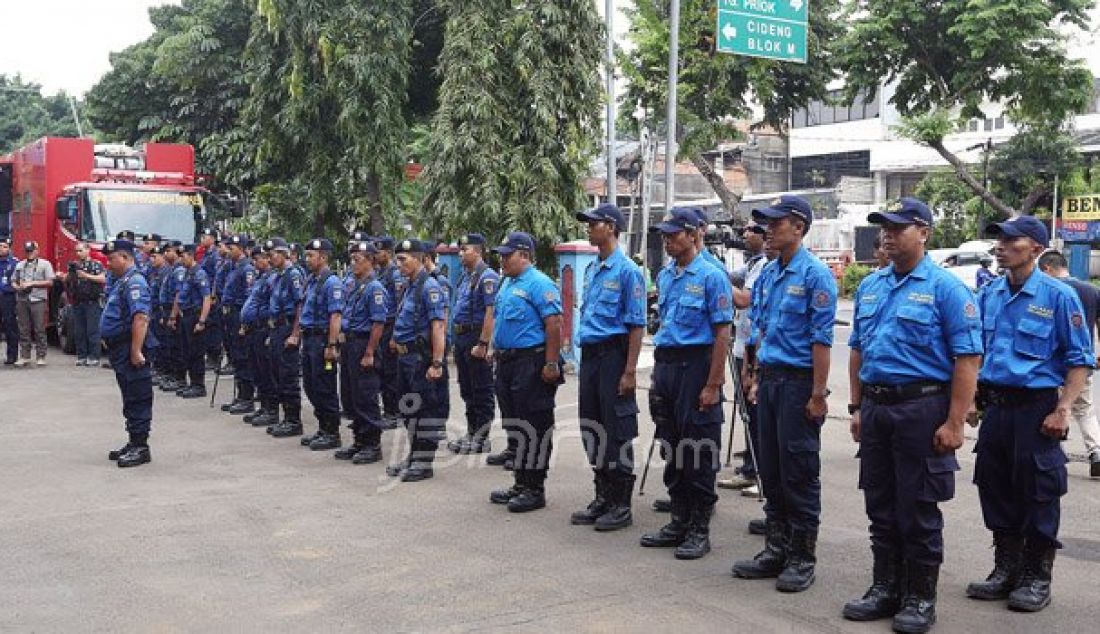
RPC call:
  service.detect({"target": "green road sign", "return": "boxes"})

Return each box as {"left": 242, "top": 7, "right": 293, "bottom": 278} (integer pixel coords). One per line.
{"left": 716, "top": 0, "right": 809, "bottom": 64}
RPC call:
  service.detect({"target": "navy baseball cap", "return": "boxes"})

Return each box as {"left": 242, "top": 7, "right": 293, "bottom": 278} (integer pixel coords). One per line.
{"left": 868, "top": 198, "right": 934, "bottom": 227}
{"left": 492, "top": 232, "right": 536, "bottom": 255}
{"left": 201, "top": 228, "right": 220, "bottom": 239}
{"left": 104, "top": 239, "right": 136, "bottom": 255}
{"left": 350, "top": 240, "right": 379, "bottom": 255}
{"left": 164, "top": 240, "right": 183, "bottom": 250}
{"left": 305, "top": 238, "right": 334, "bottom": 252}
{"left": 742, "top": 223, "right": 766, "bottom": 236}
{"left": 142, "top": 233, "right": 162, "bottom": 242}
{"left": 458, "top": 233, "right": 486, "bottom": 247}
{"left": 751, "top": 195, "right": 813, "bottom": 227}
{"left": 395, "top": 238, "right": 427, "bottom": 254}
{"left": 264, "top": 237, "right": 289, "bottom": 252}
{"left": 576, "top": 203, "right": 626, "bottom": 230}
{"left": 0, "top": 236, "right": 10, "bottom": 246}
{"left": 288, "top": 242, "right": 302, "bottom": 254}
{"left": 116, "top": 230, "right": 136, "bottom": 241}
{"left": 180, "top": 243, "right": 198, "bottom": 255}
{"left": 375, "top": 236, "right": 396, "bottom": 251}
{"left": 250, "top": 245, "right": 266, "bottom": 257}
{"left": 149, "top": 245, "right": 163, "bottom": 256}
{"left": 227, "top": 234, "right": 251, "bottom": 247}
{"left": 987, "top": 215, "right": 1049, "bottom": 247}
{"left": 350, "top": 230, "right": 372, "bottom": 243}
{"left": 650, "top": 208, "right": 702, "bottom": 234}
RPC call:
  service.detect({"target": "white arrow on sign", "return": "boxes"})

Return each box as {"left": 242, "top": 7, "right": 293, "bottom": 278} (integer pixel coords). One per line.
{"left": 722, "top": 23, "right": 737, "bottom": 40}
{"left": 791, "top": 0, "right": 804, "bottom": 10}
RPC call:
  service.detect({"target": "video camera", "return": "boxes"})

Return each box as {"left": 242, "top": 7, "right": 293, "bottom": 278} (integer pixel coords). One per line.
{"left": 702, "top": 219, "right": 747, "bottom": 251}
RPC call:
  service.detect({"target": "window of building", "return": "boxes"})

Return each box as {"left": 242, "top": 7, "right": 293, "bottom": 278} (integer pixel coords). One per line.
{"left": 793, "top": 89, "right": 879, "bottom": 128}
{"left": 885, "top": 173, "right": 926, "bottom": 199}
{"left": 994, "top": 116, "right": 1005, "bottom": 130}
{"left": 791, "top": 151, "right": 871, "bottom": 189}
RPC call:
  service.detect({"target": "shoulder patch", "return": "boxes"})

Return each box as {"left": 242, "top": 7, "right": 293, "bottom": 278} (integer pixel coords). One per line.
{"left": 429, "top": 290, "right": 441, "bottom": 303}
{"left": 1072, "top": 311, "right": 1085, "bottom": 329}
{"left": 718, "top": 294, "right": 730, "bottom": 309}
{"left": 964, "top": 302, "right": 978, "bottom": 319}
{"left": 131, "top": 289, "right": 141, "bottom": 300}
{"left": 633, "top": 283, "right": 643, "bottom": 299}
{"left": 814, "top": 290, "right": 830, "bottom": 308}
{"left": 482, "top": 278, "right": 496, "bottom": 294}
{"left": 544, "top": 290, "right": 557, "bottom": 303}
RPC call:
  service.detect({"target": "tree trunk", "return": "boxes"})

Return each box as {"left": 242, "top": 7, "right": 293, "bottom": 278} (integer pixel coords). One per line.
{"left": 928, "top": 139, "right": 1018, "bottom": 217}
{"left": 366, "top": 169, "right": 384, "bottom": 235}
{"left": 690, "top": 153, "right": 745, "bottom": 222}
{"left": 1018, "top": 184, "right": 1050, "bottom": 216}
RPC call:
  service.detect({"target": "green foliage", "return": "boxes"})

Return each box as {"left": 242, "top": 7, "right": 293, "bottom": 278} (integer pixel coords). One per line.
{"left": 419, "top": 0, "right": 603, "bottom": 262}
{"left": 841, "top": 264, "right": 872, "bottom": 298}
{"left": 0, "top": 75, "right": 90, "bottom": 154}
{"left": 915, "top": 172, "right": 985, "bottom": 248}
{"left": 988, "top": 124, "right": 1082, "bottom": 213}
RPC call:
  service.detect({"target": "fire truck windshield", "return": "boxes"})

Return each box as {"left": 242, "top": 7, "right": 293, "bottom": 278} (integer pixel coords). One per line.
{"left": 81, "top": 188, "right": 202, "bottom": 243}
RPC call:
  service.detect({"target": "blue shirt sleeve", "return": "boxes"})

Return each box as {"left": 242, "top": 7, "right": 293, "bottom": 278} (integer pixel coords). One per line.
{"left": 622, "top": 265, "right": 647, "bottom": 327}
{"left": 325, "top": 277, "right": 344, "bottom": 315}
{"left": 938, "top": 278, "right": 983, "bottom": 356}
{"left": 424, "top": 280, "right": 447, "bottom": 321}
{"left": 705, "top": 267, "right": 734, "bottom": 325}
{"left": 196, "top": 269, "right": 211, "bottom": 298}
{"left": 127, "top": 277, "right": 151, "bottom": 317}
{"left": 807, "top": 267, "right": 837, "bottom": 347}
{"left": 534, "top": 277, "right": 562, "bottom": 319}
{"left": 1059, "top": 289, "right": 1095, "bottom": 368}
{"left": 288, "top": 269, "right": 305, "bottom": 305}
{"left": 367, "top": 283, "right": 389, "bottom": 324}
{"left": 480, "top": 270, "right": 499, "bottom": 307}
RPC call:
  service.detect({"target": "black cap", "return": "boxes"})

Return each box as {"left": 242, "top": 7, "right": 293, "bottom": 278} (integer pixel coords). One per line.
{"left": 742, "top": 223, "right": 766, "bottom": 236}
{"left": 116, "top": 230, "right": 136, "bottom": 241}
{"left": 458, "top": 233, "right": 486, "bottom": 247}
{"left": 149, "top": 245, "right": 163, "bottom": 256}
{"left": 350, "top": 230, "right": 372, "bottom": 243}
{"left": 751, "top": 195, "right": 814, "bottom": 227}
{"left": 491, "top": 232, "right": 536, "bottom": 255}
{"left": 0, "top": 236, "right": 11, "bottom": 246}
{"left": 164, "top": 240, "right": 183, "bottom": 250}
{"left": 350, "top": 241, "right": 379, "bottom": 255}
{"left": 650, "top": 208, "right": 702, "bottom": 234}
{"left": 305, "top": 238, "right": 334, "bottom": 252}
{"left": 180, "top": 243, "right": 198, "bottom": 255}
{"left": 576, "top": 203, "right": 626, "bottom": 230}
{"left": 868, "top": 198, "right": 934, "bottom": 227}
{"left": 264, "top": 237, "right": 290, "bottom": 252}
{"left": 250, "top": 245, "right": 266, "bottom": 257}
{"left": 288, "top": 242, "right": 302, "bottom": 254}
{"left": 104, "top": 239, "right": 137, "bottom": 255}
{"left": 395, "top": 239, "right": 426, "bottom": 254}
{"left": 142, "top": 233, "right": 162, "bottom": 242}
{"left": 375, "top": 236, "right": 396, "bottom": 251}
{"left": 201, "top": 228, "right": 220, "bottom": 239}
{"left": 227, "top": 234, "right": 252, "bottom": 247}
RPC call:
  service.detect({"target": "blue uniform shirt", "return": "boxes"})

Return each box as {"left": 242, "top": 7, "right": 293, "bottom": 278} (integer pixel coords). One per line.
{"left": 160, "top": 263, "right": 183, "bottom": 307}
{"left": 750, "top": 246, "right": 837, "bottom": 368}
{"left": 148, "top": 264, "right": 167, "bottom": 310}
{"left": 0, "top": 254, "right": 20, "bottom": 293}
{"left": 379, "top": 263, "right": 406, "bottom": 319}
{"left": 492, "top": 265, "right": 562, "bottom": 349}
{"left": 343, "top": 273, "right": 390, "bottom": 333}
{"left": 976, "top": 267, "right": 997, "bottom": 289}
{"left": 431, "top": 270, "right": 453, "bottom": 306}
{"left": 578, "top": 248, "right": 646, "bottom": 345}
{"left": 850, "top": 256, "right": 983, "bottom": 384}
{"left": 241, "top": 270, "right": 274, "bottom": 325}
{"left": 222, "top": 257, "right": 256, "bottom": 308}
{"left": 978, "top": 270, "right": 1094, "bottom": 388}
{"left": 214, "top": 258, "right": 231, "bottom": 299}
{"left": 269, "top": 264, "right": 305, "bottom": 318}
{"left": 177, "top": 265, "right": 211, "bottom": 310}
{"left": 394, "top": 270, "right": 447, "bottom": 343}
{"left": 451, "top": 262, "right": 499, "bottom": 326}
{"left": 699, "top": 247, "right": 726, "bottom": 273}
{"left": 299, "top": 270, "right": 344, "bottom": 328}
{"left": 653, "top": 252, "right": 734, "bottom": 347}
{"left": 201, "top": 248, "right": 220, "bottom": 283}
{"left": 99, "top": 266, "right": 151, "bottom": 339}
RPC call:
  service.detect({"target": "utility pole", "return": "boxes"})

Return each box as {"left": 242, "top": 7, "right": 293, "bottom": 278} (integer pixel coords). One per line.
{"left": 663, "top": 0, "right": 680, "bottom": 214}
{"left": 605, "top": 0, "right": 616, "bottom": 206}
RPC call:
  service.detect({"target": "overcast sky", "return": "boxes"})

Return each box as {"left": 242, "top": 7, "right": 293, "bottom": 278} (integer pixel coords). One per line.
{"left": 1, "top": 0, "right": 1098, "bottom": 97}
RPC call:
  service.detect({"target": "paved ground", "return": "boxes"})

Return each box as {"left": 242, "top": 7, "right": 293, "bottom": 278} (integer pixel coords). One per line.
{"left": 1, "top": 339, "right": 1098, "bottom": 632}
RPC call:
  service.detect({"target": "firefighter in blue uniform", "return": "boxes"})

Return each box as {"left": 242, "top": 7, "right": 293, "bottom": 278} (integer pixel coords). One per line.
{"left": 157, "top": 242, "right": 185, "bottom": 391}
{"left": 100, "top": 239, "right": 154, "bottom": 468}
{"left": 967, "top": 216, "right": 1093, "bottom": 613}
{"left": 138, "top": 233, "right": 161, "bottom": 277}
{"left": 570, "top": 204, "right": 646, "bottom": 532}
{"left": 197, "top": 228, "right": 222, "bottom": 370}
{"left": 334, "top": 240, "right": 390, "bottom": 464}
{"left": 384, "top": 239, "right": 449, "bottom": 483}
{"left": 425, "top": 242, "right": 453, "bottom": 304}
{"left": 733, "top": 195, "right": 836, "bottom": 587}
{"left": 0, "top": 237, "right": 22, "bottom": 365}
{"left": 169, "top": 244, "right": 214, "bottom": 398}
{"left": 295, "top": 238, "right": 345, "bottom": 451}
{"left": 267, "top": 239, "right": 306, "bottom": 437}
{"left": 242, "top": 245, "right": 278, "bottom": 428}
{"left": 447, "top": 233, "right": 500, "bottom": 455}
{"left": 145, "top": 246, "right": 167, "bottom": 382}
{"left": 338, "top": 231, "right": 371, "bottom": 421}
{"left": 374, "top": 236, "right": 406, "bottom": 425}
{"left": 487, "top": 232, "right": 564, "bottom": 512}
{"left": 213, "top": 242, "right": 234, "bottom": 373}
{"left": 638, "top": 209, "right": 733, "bottom": 559}
{"left": 219, "top": 234, "right": 258, "bottom": 415}
{"left": 105, "top": 230, "right": 137, "bottom": 291}
{"left": 843, "top": 199, "right": 983, "bottom": 633}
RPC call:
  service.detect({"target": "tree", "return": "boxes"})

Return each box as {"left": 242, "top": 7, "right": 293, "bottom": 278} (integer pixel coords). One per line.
{"left": 620, "top": 0, "right": 842, "bottom": 219}
{"left": 419, "top": 0, "right": 604, "bottom": 258}
{"left": 987, "top": 124, "right": 1081, "bottom": 214}
{"left": 1, "top": 75, "right": 87, "bottom": 153}
{"left": 914, "top": 171, "right": 984, "bottom": 248}
{"left": 839, "top": 0, "right": 1095, "bottom": 217}
{"left": 246, "top": 0, "right": 414, "bottom": 235}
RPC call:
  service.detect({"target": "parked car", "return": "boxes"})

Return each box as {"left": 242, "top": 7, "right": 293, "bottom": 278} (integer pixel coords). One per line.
{"left": 929, "top": 246, "right": 999, "bottom": 290}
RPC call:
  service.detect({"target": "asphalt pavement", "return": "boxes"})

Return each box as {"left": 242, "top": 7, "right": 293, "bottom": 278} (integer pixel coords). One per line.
{"left": 0, "top": 338, "right": 1098, "bottom": 632}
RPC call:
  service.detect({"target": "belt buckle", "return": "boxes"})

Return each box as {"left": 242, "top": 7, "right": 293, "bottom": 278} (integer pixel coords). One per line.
{"left": 396, "top": 343, "right": 408, "bottom": 355}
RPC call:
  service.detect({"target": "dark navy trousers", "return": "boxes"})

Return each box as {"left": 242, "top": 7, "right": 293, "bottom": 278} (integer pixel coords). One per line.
{"left": 380, "top": 321, "right": 400, "bottom": 417}
{"left": 107, "top": 339, "right": 153, "bottom": 436}
{"left": 578, "top": 340, "right": 639, "bottom": 477}
{"left": 396, "top": 350, "right": 450, "bottom": 458}
{"left": 496, "top": 351, "right": 558, "bottom": 485}
{"left": 0, "top": 292, "right": 17, "bottom": 363}
{"left": 268, "top": 323, "right": 301, "bottom": 408}
{"left": 247, "top": 325, "right": 274, "bottom": 401}
{"left": 975, "top": 390, "right": 1066, "bottom": 549}
{"left": 453, "top": 331, "right": 496, "bottom": 438}
{"left": 757, "top": 371, "right": 821, "bottom": 532}
{"left": 341, "top": 336, "right": 383, "bottom": 437}
{"left": 302, "top": 333, "right": 340, "bottom": 430}
{"left": 860, "top": 393, "right": 958, "bottom": 565}
{"left": 224, "top": 307, "right": 253, "bottom": 389}
{"left": 179, "top": 311, "right": 207, "bottom": 385}
{"left": 651, "top": 351, "right": 722, "bottom": 508}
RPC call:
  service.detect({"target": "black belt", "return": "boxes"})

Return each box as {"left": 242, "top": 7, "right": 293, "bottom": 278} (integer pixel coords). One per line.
{"left": 181, "top": 307, "right": 200, "bottom": 316}
{"left": 582, "top": 334, "right": 628, "bottom": 358}
{"left": 863, "top": 381, "right": 949, "bottom": 405}
{"left": 453, "top": 322, "right": 483, "bottom": 335}
{"left": 758, "top": 364, "right": 813, "bottom": 381}
{"left": 495, "top": 345, "right": 545, "bottom": 362}
{"left": 267, "top": 315, "right": 293, "bottom": 328}
{"left": 301, "top": 327, "right": 327, "bottom": 337}
{"left": 654, "top": 345, "right": 710, "bottom": 363}
{"left": 345, "top": 331, "right": 372, "bottom": 341}
{"left": 394, "top": 338, "right": 429, "bottom": 356}
{"left": 103, "top": 332, "right": 132, "bottom": 347}
{"left": 978, "top": 384, "right": 1059, "bottom": 408}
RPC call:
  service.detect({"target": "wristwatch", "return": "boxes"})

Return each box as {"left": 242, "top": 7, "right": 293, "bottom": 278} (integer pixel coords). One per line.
{"left": 430, "top": 360, "right": 444, "bottom": 369}
{"left": 544, "top": 361, "right": 560, "bottom": 371}
{"left": 848, "top": 403, "right": 861, "bottom": 415}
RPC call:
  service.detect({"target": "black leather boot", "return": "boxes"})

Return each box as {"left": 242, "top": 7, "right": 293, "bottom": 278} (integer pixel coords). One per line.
{"left": 595, "top": 473, "right": 635, "bottom": 532}
{"left": 732, "top": 520, "right": 788, "bottom": 579}
{"left": 640, "top": 498, "right": 690, "bottom": 547}
{"left": 507, "top": 470, "right": 546, "bottom": 512}
{"left": 271, "top": 403, "right": 303, "bottom": 437}
{"left": 776, "top": 529, "right": 817, "bottom": 592}
{"left": 674, "top": 502, "right": 713, "bottom": 560}
{"left": 748, "top": 518, "right": 766, "bottom": 535}
{"left": 352, "top": 427, "right": 383, "bottom": 464}
{"left": 570, "top": 471, "right": 609, "bottom": 525}
{"left": 309, "top": 415, "right": 342, "bottom": 450}
{"left": 221, "top": 380, "right": 242, "bottom": 411}
{"left": 893, "top": 562, "right": 938, "bottom": 633}
{"left": 248, "top": 400, "right": 278, "bottom": 426}
{"left": 1007, "top": 541, "right": 1056, "bottom": 612}
{"left": 228, "top": 383, "right": 255, "bottom": 414}
{"left": 966, "top": 532, "right": 1024, "bottom": 600}
{"left": 843, "top": 547, "right": 902, "bottom": 621}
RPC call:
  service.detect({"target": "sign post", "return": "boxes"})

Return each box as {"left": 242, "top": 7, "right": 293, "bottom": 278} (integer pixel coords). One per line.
{"left": 716, "top": 0, "right": 809, "bottom": 63}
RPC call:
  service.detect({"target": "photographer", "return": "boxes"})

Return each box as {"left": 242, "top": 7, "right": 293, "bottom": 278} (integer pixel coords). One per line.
{"left": 56, "top": 242, "right": 106, "bottom": 366}
{"left": 12, "top": 241, "right": 55, "bottom": 367}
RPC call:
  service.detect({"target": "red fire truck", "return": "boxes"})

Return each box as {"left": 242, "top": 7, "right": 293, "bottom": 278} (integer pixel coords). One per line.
{"left": 0, "top": 136, "right": 235, "bottom": 352}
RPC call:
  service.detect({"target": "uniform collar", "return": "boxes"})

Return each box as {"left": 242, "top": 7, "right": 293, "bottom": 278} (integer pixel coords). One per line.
{"left": 774, "top": 245, "right": 808, "bottom": 277}
{"left": 886, "top": 255, "right": 934, "bottom": 282}
{"left": 596, "top": 245, "right": 626, "bottom": 269}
